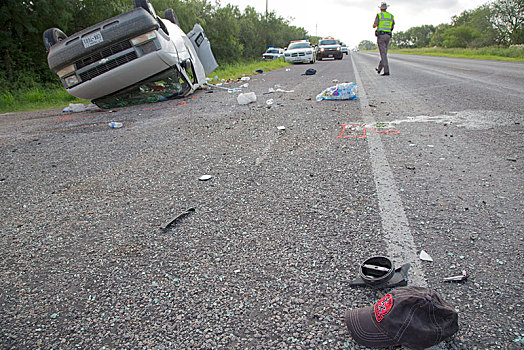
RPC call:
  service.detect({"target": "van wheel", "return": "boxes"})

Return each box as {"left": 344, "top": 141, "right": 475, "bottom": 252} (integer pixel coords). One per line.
{"left": 133, "top": 0, "right": 156, "bottom": 17}
{"left": 164, "top": 8, "right": 179, "bottom": 26}
{"left": 43, "top": 28, "right": 67, "bottom": 52}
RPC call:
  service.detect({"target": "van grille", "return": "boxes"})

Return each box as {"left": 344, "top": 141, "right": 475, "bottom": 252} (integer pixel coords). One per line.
{"left": 75, "top": 41, "right": 133, "bottom": 69}
{"left": 79, "top": 51, "right": 138, "bottom": 82}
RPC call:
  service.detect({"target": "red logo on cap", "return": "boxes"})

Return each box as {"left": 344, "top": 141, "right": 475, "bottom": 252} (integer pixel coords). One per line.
{"left": 374, "top": 294, "right": 393, "bottom": 322}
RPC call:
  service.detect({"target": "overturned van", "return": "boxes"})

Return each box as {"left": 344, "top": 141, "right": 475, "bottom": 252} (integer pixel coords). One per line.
{"left": 43, "top": 0, "right": 218, "bottom": 109}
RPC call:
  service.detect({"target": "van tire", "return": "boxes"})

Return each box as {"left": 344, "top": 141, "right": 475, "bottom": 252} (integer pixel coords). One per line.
{"left": 164, "top": 8, "right": 179, "bottom": 26}
{"left": 43, "top": 28, "right": 67, "bottom": 52}
{"left": 133, "top": 0, "right": 156, "bottom": 17}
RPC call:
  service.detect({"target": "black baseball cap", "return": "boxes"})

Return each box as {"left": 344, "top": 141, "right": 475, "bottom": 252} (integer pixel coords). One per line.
{"left": 345, "top": 286, "right": 459, "bottom": 349}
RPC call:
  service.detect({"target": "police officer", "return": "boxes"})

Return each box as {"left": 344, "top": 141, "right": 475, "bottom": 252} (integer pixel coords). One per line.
{"left": 373, "top": 2, "right": 395, "bottom": 76}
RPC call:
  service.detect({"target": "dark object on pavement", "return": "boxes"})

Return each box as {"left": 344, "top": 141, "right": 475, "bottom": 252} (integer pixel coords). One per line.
{"left": 255, "top": 69, "right": 264, "bottom": 74}
{"left": 349, "top": 256, "right": 410, "bottom": 289}
{"left": 381, "top": 73, "right": 390, "bottom": 76}
{"left": 304, "top": 68, "right": 317, "bottom": 75}
{"left": 345, "top": 286, "right": 459, "bottom": 349}
{"left": 162, "top": 207, "right": 195, "bottom": 232}
{"left": 443, "top": 270, "right": 468, "bottom": 282}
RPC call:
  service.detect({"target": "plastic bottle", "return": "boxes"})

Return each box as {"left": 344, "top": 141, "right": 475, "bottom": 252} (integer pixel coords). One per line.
{"left": 108, "top": 121, "right": 123, "bottom": 128}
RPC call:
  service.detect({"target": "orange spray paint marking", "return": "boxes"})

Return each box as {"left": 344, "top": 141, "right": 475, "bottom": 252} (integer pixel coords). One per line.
{"left": 336, "top": 123, "right": 400, "bottom": 139}
{"left": 142, "top": 100, "right": 187, "bottom": 111}
{"left": 56, "top": 115, "right": 95, "bottom": 122}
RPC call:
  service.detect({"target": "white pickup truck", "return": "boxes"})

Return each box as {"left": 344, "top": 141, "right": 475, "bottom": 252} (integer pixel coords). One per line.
{"left": 43, "top": 0, "right": 218, "bottom": 108}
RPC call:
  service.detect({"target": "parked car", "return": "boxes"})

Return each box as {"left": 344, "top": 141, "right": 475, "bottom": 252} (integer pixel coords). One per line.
{"left": 284, "top": 40, "right": 315, "bottom": 64}
{"left": 262, "top": 47, "right": 284, "bottom": 60}
{"left": 43, "top": 0, "right": 218, "bottom": 108}
{"left": 316, "top": 37, "right": 343, "bottom": 60}
{"left": 341, "top": 44, "right": 349, "bottom": 55}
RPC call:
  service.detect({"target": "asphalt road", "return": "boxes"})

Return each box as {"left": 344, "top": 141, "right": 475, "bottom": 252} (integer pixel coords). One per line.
{"left": 0, "top": 53, "right": 522, "bottom": 349}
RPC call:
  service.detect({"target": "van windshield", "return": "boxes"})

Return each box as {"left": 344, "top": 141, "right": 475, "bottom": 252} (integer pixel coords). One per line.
{"left": 319, "top": 39, "right": 338, "bottom": 45}
{"left": 288, "top": 42, "right": 310, "bottom": 50}
{"left": 94, "top": 68, "right": 190, "bottom": 108}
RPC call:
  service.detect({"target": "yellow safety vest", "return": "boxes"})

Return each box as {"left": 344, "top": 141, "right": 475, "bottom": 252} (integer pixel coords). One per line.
{"left": 377, "top": 11, "right": 394, "bottom": 32}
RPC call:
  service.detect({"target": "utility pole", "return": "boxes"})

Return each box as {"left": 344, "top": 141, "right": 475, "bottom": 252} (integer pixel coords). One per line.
{"left": 266, "top": 0, "right": 268, "bottom": 20}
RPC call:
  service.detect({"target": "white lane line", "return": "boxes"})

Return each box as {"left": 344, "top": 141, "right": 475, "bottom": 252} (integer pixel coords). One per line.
{"left": 351, "top": 55, "right": 427, "bottom": 288}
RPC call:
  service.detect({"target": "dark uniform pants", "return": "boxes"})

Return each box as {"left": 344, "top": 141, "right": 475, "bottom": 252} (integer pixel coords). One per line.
{"left": 377, "top": 33, "right": 391, "bottom": 74}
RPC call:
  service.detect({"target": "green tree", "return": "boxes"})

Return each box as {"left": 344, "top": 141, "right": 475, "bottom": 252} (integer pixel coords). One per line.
{"left": 429, "top": 23, "right": 451, "bottom": 47}
{"left": 491, "top": 0, "right": 524, "bottom": 44}
{"left": 0, "top": 0, "right": 73, "bottom": 88}
{"left": 451, "top": 5, "right": 497, "bottom": 47}
{"left": 442, "top": 25, "right": 480, "bottom": 48}
{"left": 358, "top": 40, "right": 377, "bottom": 50}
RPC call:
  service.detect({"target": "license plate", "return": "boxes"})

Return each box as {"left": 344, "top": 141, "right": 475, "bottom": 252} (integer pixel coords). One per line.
{"left": 82, "top": 31, "right": 104, "bottom": 48}
{"left": 328, "top": 54, "right": 333, "bottom": 57}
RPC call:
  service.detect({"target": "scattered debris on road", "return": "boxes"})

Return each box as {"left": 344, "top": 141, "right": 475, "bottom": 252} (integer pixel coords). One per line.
{"left": 198, "top": 175, "right": 213, "bottom": 181}
{"left": 108, "top": 122, "right": 123, "bottom": 129}
{"left": 237, "top": 92, "right": 257, "bottom": 105}
{"left": 162, "top": 207, "right": 196, "bottom": 232}
{"left": 443, "top": 270, "right": 468, "bottom": 282}
{"left": 63, "top": 103, "right": 99, "bottom": 113}
{"left": 316, "top": 82, "right": 357, "bottom": 101}
{"left": 419, "top": 250, "right": 433, "bottom": 262}
{"left": 349, "top": 256, "right": 410, "bottom": 289}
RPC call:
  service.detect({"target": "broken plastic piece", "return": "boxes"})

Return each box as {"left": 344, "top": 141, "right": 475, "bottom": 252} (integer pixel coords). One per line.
{"left": 420, "top": 250, "right": 433, "bottom": 262}
{"left": 350, "top": 256, "right": 410, "bottom": 289}
{"left": 443, "top": 270, "right": 467, "bottom": 282}
{"left": 277, "top": 126, "right": 286, "bottom": 130}
{"left": 237, "top": 92, "right": 257, "bottom": 105}
{"left": 199, "top": 175, "right": 213, "bottom": 181}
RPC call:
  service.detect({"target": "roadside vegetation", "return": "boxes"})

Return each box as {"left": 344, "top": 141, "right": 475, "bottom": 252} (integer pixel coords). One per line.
{"left": 388, "top": 46, "right": 524, "bottom": 62}
{"left": 359, "top": 0, "right": 523, "bottom": 54}
{"left": 210, "top": 59, "right": 290, "bottom": 82}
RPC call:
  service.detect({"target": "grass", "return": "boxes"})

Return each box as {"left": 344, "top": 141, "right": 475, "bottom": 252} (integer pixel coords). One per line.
{"left": 0, "top": 86, "right": 88, "bottom": 114}
{"left": 387, "top": 46, "right": 524, "bottom": 62}
{"left": 207, "top": 58, "right": 290, "bottom": 82}
{"left": 0, "top": 59, "right": 291, "bottom": 114}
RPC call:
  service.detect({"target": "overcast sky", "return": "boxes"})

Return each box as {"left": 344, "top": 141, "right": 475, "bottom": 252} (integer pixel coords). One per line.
{"left": 218, "top": 0, "right": 491, "bottom": 48}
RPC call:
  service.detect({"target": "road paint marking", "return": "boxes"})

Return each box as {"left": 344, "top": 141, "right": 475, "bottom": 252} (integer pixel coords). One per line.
{"left": 446, "top": 65, "right": 472, "bottom": 71}
{"left": 351, "top": 57, "right": 427, "bottom": 288}
{"left": 336, "top": 123, "right": 400, "bottom": 138}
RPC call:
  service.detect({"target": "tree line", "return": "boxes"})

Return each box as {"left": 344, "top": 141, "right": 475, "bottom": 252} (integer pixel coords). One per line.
{"left": 0, "top": 0, "right": 309, "bottom": 92}
{"left": 359, "top": 0, "right": 523, "bottom": 50}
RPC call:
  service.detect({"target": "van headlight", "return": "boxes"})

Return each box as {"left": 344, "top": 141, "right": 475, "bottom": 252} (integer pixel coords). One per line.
{"left": 131, "top": 31, "right": 157, "bottom": 46}
{"left": 56, "top": 65, "right": 75, "bottom": 78}
{"left": 64, "top": 75, "right": 80, "bottom": 87}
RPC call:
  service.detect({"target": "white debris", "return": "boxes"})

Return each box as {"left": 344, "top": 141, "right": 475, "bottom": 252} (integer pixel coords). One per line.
{"left": 237, "top": 92, "right": 257, "bottom": 105}
{"left": 419, "top": 250, "right": 433, "bottom": 262}
{"left": 199, "top": 175, "right": 213, "bottom": 181}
